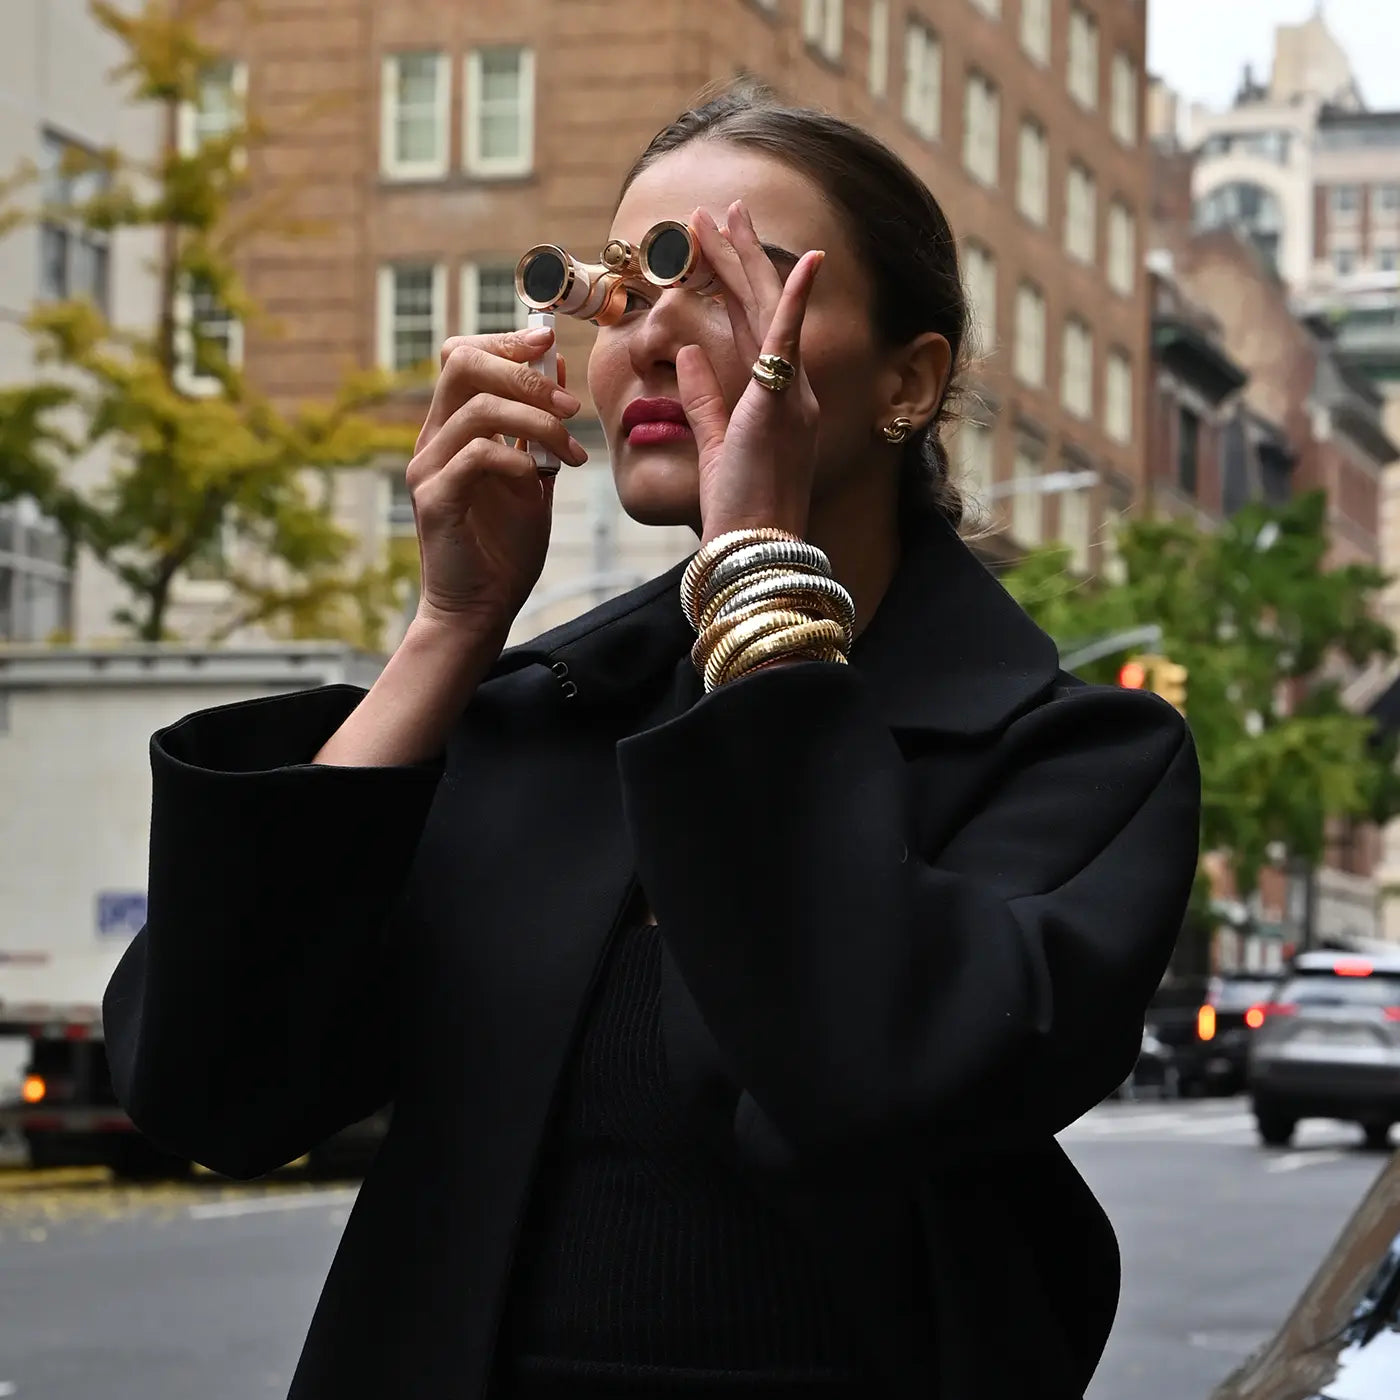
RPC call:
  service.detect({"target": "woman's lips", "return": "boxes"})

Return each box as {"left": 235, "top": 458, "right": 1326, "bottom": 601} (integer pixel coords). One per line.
{"left": 627, "top": 421, "right": 694, "bottom": 445}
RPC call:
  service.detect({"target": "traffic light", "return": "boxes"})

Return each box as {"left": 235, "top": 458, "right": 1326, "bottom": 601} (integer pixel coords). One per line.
{"left": 1116, "top": 654, "right": 1189, "bottom": 714}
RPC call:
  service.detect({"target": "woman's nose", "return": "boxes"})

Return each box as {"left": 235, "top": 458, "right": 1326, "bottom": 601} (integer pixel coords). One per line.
{"left": 627, "top": 288, "right": 712, "bottom": 374}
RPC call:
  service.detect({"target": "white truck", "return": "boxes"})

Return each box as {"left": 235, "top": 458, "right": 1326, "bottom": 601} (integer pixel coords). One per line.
{"left": 0, "top": 644, "right": 388, "bottom": 1178}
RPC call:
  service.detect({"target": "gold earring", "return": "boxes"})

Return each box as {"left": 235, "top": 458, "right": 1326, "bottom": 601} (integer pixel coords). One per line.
{"left": 881, "top": 416, "right": 914, "bottom": 445}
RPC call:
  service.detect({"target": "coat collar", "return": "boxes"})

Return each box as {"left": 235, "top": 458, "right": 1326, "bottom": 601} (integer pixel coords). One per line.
{"left": 495, "top": 507, "right": 1061, "bottom": 737}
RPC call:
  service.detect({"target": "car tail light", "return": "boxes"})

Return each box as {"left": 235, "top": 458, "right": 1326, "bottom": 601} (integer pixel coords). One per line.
{"left": 1384, "top": 1008, "right": 1400, "bottom": 1023}
{"left": 1335, "top": 959, "right": 1373, "bottom": 977}
{"left": 1249, "top": 1002, "right": 1298, "bottom": 1024}
{"left": 1198, "top": 1004, "right": 1217, "bottom": 1041}
{"left": 1245, "top": 1005, "right": 1266, "bottom": 1029}
{"left": 21, "top": 1074, "right": 46, "bottom": 1104}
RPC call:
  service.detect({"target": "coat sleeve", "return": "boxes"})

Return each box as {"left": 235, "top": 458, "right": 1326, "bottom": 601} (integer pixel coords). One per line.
{"left": 102, "top": 684, "right": 443, "bottom": 1180}
{"left": 616, "top": 663, "right": 1200, "bottom": 1177}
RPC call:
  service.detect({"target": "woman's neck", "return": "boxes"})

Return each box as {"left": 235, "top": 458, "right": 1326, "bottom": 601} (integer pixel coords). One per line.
{"left": 806, "top": 477, "right": 902, "bottom": 641}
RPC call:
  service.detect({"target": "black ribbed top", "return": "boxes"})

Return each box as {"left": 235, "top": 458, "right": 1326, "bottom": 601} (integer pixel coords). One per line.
{"left": 492, "top": 919, "right": 869, "bottom": 1397}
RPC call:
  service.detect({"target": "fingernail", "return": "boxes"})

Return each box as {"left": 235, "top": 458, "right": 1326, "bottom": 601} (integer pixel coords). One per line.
{"left": 553, "top": 388, "right": 581, "bottom": 415}
{"left": 567, "top": 436, "right": 588, "bottom": 463}
{"left": 524, "top": 327, "right": 552, "bottom": 344}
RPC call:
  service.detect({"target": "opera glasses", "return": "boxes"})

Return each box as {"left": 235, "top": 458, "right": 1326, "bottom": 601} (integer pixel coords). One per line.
{"left": 514, "top": 221, "right": 723, "bottom": 327}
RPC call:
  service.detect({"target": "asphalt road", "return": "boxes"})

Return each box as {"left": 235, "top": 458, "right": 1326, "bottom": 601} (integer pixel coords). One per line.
{"left": 0, "top": 1101, "right": 1391, "bottom": 1400}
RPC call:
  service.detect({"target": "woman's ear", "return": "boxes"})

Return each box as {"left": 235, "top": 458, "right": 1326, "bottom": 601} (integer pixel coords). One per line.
{"left": 878, "top": 332, "right": 952, "bottom": 432}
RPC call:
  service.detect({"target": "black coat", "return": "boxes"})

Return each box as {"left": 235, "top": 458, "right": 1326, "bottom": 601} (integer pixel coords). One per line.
{"left": 103, "top": 508, "right": 1201, "bottom": 1400}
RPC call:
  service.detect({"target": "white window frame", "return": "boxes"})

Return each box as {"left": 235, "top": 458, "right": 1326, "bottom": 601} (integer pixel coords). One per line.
{"left": 1330, "top": 184, "right": 1360, "bottom": 217}
{"left": 1377, "top": 246, "right": 1400, "bottom": 273}
{"left": 1111, "top": 52, "right": 1138, "bottom": 146}
{"left": 461, "top": 262, "right": 528, "bottom": 336}
{"left": 955, "top": 418, "right": 995, "bottom": 504}
{"left": 1061, "top": 317, "right": 1093, "bottom": 419}
{"left": 963, "top": 71, "right": 1000, "bottom": 187}
{"left": 1065, "top": 161, "right": 1097, "bottom": 263}
{"left": 465, "top": 47, "right": 536, "bottom": 178}
{"left": 1334, "top": 247, "right": 1357, "bottom": 277}
{"left": 177, "top": 59, "right": 249, "bottom": 161}
{"left": 1057, "top": 484, "right": 1092, "bottom": 573}
{"left": 869, "top": 0, "right": 890, "bottom": 99}
{"left": 1020, "top": 0, "right": 1050, "bottom": 66}
{"left": 1068, "top": 6, "right": 1099, "bottom": 112}
{"left": 1015, "top": 282, "right": 1046, "bottom": 388}
{"left": 963, "top": 241, "right": 997, "bottom": 353}
{"left": 1011, "top": 441, "right": 1043, "bottom": 545}
{"left": 968, "top": 0, "right": 1001, "bottom": 17}
{"left": 377, "top": 263, "right": 447, "bottom": 372}
{"left": 1106, "top": 348, "right": 1133, "bottom": 444}
{"left": 803, "top": 0, "right": 845, "bottom": 61}
{"left": 172, "top": 275, "right": 244, "bottom": 398}
{"left": 1108, "top": 200, "right": 1136, "bottom": 296}
{"left": 1017, "top": 119, "right": 1048, "bottom": 225}
{"left": 902, "top": 19, "right": 942, "bottom": 140}
{"left": 1376, "top": 184, "right": 1400, "bottom": 214}
{"left": 381, "top": 51, "right": 450, "bottom": 181}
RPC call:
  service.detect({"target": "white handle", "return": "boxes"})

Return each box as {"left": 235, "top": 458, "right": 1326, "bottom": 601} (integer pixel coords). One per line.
{"left": 526, "top": 311, "right": 560, "bottom": 476}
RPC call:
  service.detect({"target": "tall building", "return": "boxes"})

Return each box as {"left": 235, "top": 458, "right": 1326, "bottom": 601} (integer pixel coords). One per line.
{"left": 0, "top": 0, "right": 161, "bottom": 642}
{"left": 181, "top": 0, "right": 1151, "bottom": 642}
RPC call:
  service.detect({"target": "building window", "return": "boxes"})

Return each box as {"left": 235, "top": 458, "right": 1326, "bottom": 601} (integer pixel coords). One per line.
{"left": 466, "top": 47, "right": 535, "bottom": 177}
{"left": 377, "top": 263, "right": 446, "bottom": 372}
{"left": 1017, "top": 119, "right": 1048, "bottom": 225}
{"left": 963, "top": 241, "right": 997, "bottom": 352}
{"left": 1014, "top": 281, "right": 1046, "bottom": 387}
{"left": 1105, "top": 348, "right": 1133, "bottom": 444}
{"left": 963, "top": 71, "right": 1000, "bottom": 186}
{"left": 178, "top": 59, "right": 247, "bottom": 156}
{"left": 869, "top": 0, "right": 890, "bottom": 98}
{"left": 955, "top": 418, "right": 995, "bottom": 503}
{"left": 386, "top": 471, "right": 417, "bottom": 538}
{"left": 1108, "top": 200, "right": 1136, "bottom": 296}
{"left": 1111, "top": 52, "right": 1137, "bottom": 146}
{"left": 803, "top": 0, "right": 845, "bottom": 62}
{"left": 37, "top": 132, "right": 110, "bottom": 312}
{"left": 173, "top": 274, "right": 243, "bottom": 396}
{"left": 1068, "top": 6, "right": 1099, "bottom": 111}
{"left": 1376, "top": 183, "right": 1400, "bottom": 213}
{"left": 1061, "top": 318, "right": 1093, "bottom": 420}
{"left": 969, "top": 0, "right": 1000, "bottom": 17}
{"left": 1377, "top": 247, "right": 1399, "bottom": 273}
{"left": 461, "top": 263, "right": 526, "bottom": 335}
{"left": 1177, "top": 404, "right": 1200, "bottom": 495}
{"left": 903, "top": 20, "right": 941, "bottom": 140}
{"left": 1065, "top": 162, "right": 1097, "bottom": 263}
{"left": 1334, "top": 247, "right": 1357, "bottom": 277}
{"left": 1194, "top": 181, "right": 1283, "bottom": 271}
{"left": 381, "top": 52, "right": 449, "bottom": 180}
{"left": 1057, "top": 478, "right": 1092, "bottom": 573}
{"left": 1330, "top": 184, "right": 1360, "bottom": 216}
{"left": 1011, "top": 439, "right": 1043, "bottom": 546}
{"left": 1020, "top": 0, "right": 1050, "bottom": 66}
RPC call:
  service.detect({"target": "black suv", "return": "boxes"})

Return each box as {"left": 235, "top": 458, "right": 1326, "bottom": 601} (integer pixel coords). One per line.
{"left": 1148, "top": 973, "right": 1279, "bottom": 1096}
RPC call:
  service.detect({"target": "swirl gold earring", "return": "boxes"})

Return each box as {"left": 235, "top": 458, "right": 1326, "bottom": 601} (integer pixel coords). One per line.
{"left": 881, "top": 417, "right": 914, "bottom": 445}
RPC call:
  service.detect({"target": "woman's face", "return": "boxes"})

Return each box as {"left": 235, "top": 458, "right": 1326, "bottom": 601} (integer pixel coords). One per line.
{"left": 587, "top": 142, "right": 891, "bottom": 531}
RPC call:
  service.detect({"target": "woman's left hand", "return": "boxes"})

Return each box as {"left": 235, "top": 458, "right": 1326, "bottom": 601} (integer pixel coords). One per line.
{"left": 677, "top": 201, "right": 826, "bottom": 545}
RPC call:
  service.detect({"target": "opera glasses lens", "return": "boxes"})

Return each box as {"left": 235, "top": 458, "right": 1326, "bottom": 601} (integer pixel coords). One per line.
{"left": 514, "top": 221, "right": 723, "bottom": 328}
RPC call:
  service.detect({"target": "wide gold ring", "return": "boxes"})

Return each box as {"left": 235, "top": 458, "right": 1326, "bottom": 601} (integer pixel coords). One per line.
{"left": 751, "top": 352, "right": 797, "bottom": 393}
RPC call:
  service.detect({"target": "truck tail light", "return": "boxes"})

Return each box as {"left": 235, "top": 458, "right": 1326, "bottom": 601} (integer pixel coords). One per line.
{"left": 1197, "top": 1004, "right": 1217, "bottom": 1041}
{"left": 21, "top": 1074, "right": 46, "bottom": 1104}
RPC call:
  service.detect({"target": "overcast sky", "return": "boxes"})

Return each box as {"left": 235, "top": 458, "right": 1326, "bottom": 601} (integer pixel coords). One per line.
{"left": 1148, "top": 0, "right": 1400, "bottom": 112}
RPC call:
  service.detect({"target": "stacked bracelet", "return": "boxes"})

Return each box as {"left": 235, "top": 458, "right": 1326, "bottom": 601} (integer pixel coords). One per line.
{"left": 680, "top": 528, "right": 857, "bottom": 692}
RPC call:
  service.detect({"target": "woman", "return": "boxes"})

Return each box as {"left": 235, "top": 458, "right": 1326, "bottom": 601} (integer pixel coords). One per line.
{"left": 103, "top": 87, "right": 1200, "bottom": 1400}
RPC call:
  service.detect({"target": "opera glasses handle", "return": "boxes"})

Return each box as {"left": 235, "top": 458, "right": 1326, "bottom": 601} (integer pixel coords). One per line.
{"left": 514, "top": 221, "right": 723, "bottom": 328}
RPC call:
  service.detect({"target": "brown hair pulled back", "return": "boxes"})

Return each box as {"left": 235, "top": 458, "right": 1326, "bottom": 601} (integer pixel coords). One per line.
{"left": 619, "top": 80, "right": 970, "bottom": 528}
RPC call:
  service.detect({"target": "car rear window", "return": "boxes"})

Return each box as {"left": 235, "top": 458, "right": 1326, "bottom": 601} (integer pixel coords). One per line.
{"left": 1276, "top": 970, "right": 1400, "bottom": 1008}
{"left": 1213, "top": 978, "right": 1278, "bottom": 1010}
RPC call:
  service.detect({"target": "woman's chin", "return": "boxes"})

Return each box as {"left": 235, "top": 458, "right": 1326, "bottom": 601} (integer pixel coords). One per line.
{"left": 612, "top": 450, "right": 701, "bottom": 529}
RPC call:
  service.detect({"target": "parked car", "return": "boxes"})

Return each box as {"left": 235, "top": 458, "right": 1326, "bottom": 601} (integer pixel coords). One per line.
{"left": 1248, "top": 951, "right": 1400, "bottom": 1151}
{"left": 1110, "top": 1024, "right": 1179, "bottom": 1100}
{"left": 1149, "top": 973, "right": 1278, "bottom": 1096}
{"left": 1211, "top": 1144, "right": 1400, "bottom": 1399}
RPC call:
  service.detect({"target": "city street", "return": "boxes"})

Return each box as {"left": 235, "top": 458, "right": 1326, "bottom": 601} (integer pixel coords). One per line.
{"left": 0, "top": 1101, "right": 1390, "bottom": 1400}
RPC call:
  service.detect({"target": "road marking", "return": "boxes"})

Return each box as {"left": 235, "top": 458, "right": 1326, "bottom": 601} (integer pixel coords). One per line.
{"left": 1265, "top": 1150, "right": 1345, "bottom": 1174}
{"left": 0, "top": 1381, "right": 18, "bottom": 1396}
{"left": 0, "top": 1166, "right": 109, "bottom": 1193}
{"left": 188, "top": 1188, "right": 358, "bottom": 1220}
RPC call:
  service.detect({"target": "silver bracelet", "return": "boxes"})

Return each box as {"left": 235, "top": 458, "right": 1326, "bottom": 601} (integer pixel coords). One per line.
{"left": 711, "top": 571, "right": 856, "bottom": 650}
{"left": 696, "top": 540, "right": 832, "bottom": 614}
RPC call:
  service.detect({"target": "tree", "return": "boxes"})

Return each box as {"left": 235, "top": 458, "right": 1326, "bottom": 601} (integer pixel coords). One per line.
{"left": 0, "top": 0, "right": 421, "bottom": 644}
{"left": 1002, "top": 493, "right": 1397, "bottom": 912}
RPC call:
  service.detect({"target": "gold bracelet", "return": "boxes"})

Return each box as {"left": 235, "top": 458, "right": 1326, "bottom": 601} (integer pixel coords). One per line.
{"left": 708, "top": 574, "right": 855, "bottom": 650}
{"left": 742, "top": 646, "right": 849, "bottom": 680}
{"left": 701, "top": 609, "right": 814, "bottom": 693}
{"left": 697, "top": 566, "right": 822, "bottom": 632}
{"left": 680, "top": 528, "right": 800, "bottom": 627}
{"left": 717, "top": 618, "right": 848, "bottom": 688}
{"left": 691, "top": 599, "right": 789, "bottom": 673}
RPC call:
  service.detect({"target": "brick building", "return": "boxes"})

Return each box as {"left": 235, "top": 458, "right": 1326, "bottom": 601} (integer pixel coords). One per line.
{"left": 180, "top": 0, "right": 1153, "bottom": 641}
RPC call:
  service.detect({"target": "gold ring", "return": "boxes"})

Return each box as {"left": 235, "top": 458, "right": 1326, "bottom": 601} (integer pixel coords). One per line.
{"left": 751, "top": 352, "right": 796, "bottom": 392}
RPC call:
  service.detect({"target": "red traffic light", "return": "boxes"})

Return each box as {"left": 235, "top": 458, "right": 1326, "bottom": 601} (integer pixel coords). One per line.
{"left": 1119, "top": 660, "right": 1148, "bottom": 689}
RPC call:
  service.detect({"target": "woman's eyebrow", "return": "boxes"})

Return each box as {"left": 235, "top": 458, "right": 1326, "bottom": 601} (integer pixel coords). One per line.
{"left": 760, "top": 242, "right": 799, "bottom": 269}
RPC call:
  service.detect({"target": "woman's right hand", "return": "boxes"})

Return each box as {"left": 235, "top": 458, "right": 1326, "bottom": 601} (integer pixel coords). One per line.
{"left": 406, "top": 327, "right": 589, "bottom": 640}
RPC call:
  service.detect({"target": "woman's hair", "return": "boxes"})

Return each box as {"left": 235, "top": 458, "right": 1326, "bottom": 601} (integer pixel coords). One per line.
{"left": 619, "top": 80, "right": 970, "bottom": 528}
